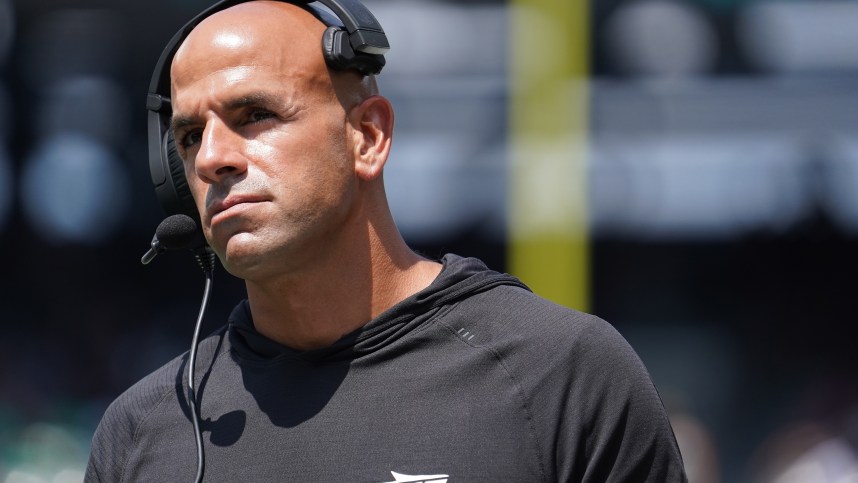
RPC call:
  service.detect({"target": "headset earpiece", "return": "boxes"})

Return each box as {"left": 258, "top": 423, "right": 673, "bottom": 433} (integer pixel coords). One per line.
{"left": 322, "top": 26, "right": 385, "bottom": 76}
{"left": 161, "top": 132, "right": 198, "bottom": 219}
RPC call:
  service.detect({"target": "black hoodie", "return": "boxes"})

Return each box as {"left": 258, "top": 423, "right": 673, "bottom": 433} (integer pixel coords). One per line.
{"left": 86, "top": 254, "right": 686, "bottom": 482}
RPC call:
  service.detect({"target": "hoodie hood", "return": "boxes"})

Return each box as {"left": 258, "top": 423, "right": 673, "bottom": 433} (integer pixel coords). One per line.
{"left": 228, "top": 254, "right": 530, "bottom": 363}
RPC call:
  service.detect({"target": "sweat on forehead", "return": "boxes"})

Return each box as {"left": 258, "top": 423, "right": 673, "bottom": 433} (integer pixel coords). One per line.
{"left": 171, "top": 1, "right": 328, "bottom": 74}
{"left": 169, "top": 0, "right": 377, "bottom": 114}
{"left": 193, "top": 0, "right": 324, "bottom": 34}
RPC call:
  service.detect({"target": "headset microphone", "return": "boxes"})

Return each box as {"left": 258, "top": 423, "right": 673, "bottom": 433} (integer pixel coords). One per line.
{"left": 141, "top": 214, "right": 203, "bottom": 265}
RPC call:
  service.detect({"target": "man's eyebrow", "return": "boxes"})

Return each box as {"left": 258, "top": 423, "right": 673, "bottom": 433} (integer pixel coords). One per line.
{"left": 170, "top": 115, "right": 197, "bottom": 135}
{"left": 224, "top": 92, "right": 282, "bottom": 111}
{"left": 170, "top": 92, "right": 284, "bottom": 133}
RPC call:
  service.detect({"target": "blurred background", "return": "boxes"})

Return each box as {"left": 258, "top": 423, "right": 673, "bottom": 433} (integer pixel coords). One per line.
{"left": 1, "top": 0, "right": 857, "bottom": 481}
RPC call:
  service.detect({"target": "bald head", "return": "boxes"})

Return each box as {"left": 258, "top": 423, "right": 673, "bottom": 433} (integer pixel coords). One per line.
{"left": 161, "top": 0, "right": 407, "bottom": 297}
{"left": 171, "top": 1, "right": 376, "bottom": 111}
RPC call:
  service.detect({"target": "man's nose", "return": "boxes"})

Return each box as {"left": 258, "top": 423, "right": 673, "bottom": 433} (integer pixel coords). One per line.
{"left": 193, "top": 121, "right": 248, "bottom": 184}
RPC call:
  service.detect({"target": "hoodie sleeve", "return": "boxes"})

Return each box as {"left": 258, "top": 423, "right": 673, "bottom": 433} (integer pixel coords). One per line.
{"left": 84, "top": 356, "right": 186, "bottom": 483}
{"left": 559, "top": 314, "right": 687, "bottom": 482}
{"left": 473, "top": 285, "right": 688, "bottom": 482}
{"left": 85, "top": 396, "right": 136, "bottom": 482}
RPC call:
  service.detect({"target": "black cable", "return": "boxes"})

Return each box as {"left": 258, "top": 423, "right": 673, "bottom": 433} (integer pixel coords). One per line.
{"left": 188, "top": 267, "right": 213, "bottom": 483}
{"left": 141, "top": 215, "right": 215, "bottom": 482}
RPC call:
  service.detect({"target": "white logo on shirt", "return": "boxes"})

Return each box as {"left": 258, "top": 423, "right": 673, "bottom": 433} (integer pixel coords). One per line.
{"left": 382, "top": 471, "right": 449, "bottom": 483}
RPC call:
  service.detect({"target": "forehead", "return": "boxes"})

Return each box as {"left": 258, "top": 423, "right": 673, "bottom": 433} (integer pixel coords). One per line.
{"left": 169, "top": 2, "right": 331, "bottom": 103}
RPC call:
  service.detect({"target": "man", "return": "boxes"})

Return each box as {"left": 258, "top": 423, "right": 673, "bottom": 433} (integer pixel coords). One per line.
{"left": 86, "top": 1, "right": 687, "bottom": 481}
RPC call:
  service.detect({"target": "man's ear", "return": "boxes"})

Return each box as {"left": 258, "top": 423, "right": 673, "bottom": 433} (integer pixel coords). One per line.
{"left": 349, "top": 95, "right": 394, "bottom": 181}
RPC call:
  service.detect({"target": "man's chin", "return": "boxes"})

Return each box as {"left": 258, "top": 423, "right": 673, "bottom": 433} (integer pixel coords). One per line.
{"left": 220, "top": 237, "right": 291, "bottom": 280}
{"left": 220, "top": 256, "right": 271, "bottom": 281}
{"left": 217, "top": 236, "right": 262, "bottom": 274}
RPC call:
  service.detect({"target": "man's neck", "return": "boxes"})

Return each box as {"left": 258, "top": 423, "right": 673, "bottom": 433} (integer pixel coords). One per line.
{"left": 244, "top": 230, "right": 441, "bottom": 352}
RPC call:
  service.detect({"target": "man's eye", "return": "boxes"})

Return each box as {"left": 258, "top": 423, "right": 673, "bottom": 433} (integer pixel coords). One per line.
{"left": 248, "top": 110, "right": 276, "bottom": 123}
{"left": 178, "top": 130, "right": 202, "bottom": 149}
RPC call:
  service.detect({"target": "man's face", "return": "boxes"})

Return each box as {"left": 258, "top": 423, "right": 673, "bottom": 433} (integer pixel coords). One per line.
{"left": 169, "top": 4, "right": 359, "bottom": 279}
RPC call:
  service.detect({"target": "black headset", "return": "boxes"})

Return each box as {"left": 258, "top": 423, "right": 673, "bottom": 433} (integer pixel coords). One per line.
{"left": 146, "top": 0, "right": 389, "bottom": 225}
{"left": 143, "top": 3, "right": 388, "bottom": 481}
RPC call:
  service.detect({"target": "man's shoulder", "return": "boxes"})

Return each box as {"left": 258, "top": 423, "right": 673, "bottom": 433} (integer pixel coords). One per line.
{"left": 93, "top": 348, "right": 189, "bottom": 450}
{"left": 85, "top": 350, "right": 187, "bottom": 482}
{"left": 454, "top": 282, "right": 619, "bottom": 349}
{"left": 85, "top": 327, "right": 230, "bottom": 482}
{"left": 447, "top": 282, "right": 650, "bottom": 391}
{"left": 99, "top": 325, "right": 230, "bottom": 428}
{"left": 448, "top": 284, "right": 687, "bottom": 482}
